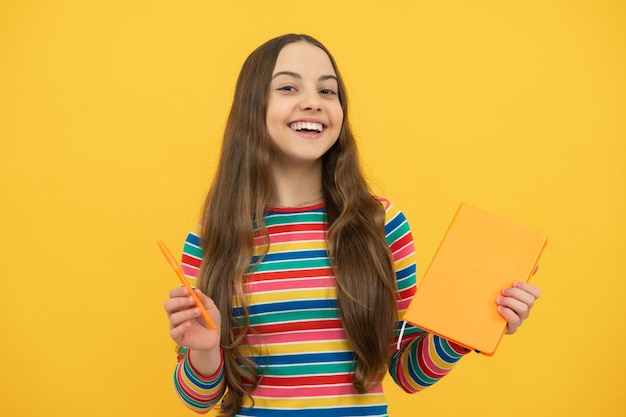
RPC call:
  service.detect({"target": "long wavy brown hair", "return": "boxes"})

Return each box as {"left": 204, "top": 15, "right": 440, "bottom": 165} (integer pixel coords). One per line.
{"left": 197, "top": 34, "right": 397, "bottom": 416}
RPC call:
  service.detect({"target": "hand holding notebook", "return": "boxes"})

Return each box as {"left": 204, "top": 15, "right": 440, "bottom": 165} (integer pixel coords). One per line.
{"left": 497, "top": 278, "right": 541, "bottom": 335}
{"left": 403, "top": 203, "right": 547, "bottom": 356}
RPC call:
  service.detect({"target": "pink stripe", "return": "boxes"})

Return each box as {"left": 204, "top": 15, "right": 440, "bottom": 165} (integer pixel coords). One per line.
{"left": 392, "top": 243, "right": 415, "bottom": 263}
{"left": 377, "top": 196, "right": 391, "bottom": 210}
{"left": 176, "top": 362, "right": 216, "bottom": 401}
{"left": 182, "top": 264, "right": 199, "bottom": 279}
{"left": 254, "top": 231, "right": 326, "bottom": 245}
{"left": 247, "top": 277, "right": 335, "bottom": 292}
{"left": 396, "top": 298, "right": 411, "bottom": 311}
{"left": 253, "top": 383, "right": 381, "bottom": 398}
{"left": 246, "top": 329, "right": 346, "bottom": 345}
{"left": 394, "top": 364, "right": 412, "bottom": 391}
{"left": 418, "top": 337, "right": 448, "bottom": 377}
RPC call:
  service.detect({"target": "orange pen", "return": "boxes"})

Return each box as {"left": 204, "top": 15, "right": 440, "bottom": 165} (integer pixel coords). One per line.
{"left": 157, "top": 240, "right": 217, "bottom": 330}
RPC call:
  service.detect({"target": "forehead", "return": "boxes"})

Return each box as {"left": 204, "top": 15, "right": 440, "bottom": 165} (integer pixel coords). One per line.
{"left": 272, "top": 41, "right": 336, "bottom": 77}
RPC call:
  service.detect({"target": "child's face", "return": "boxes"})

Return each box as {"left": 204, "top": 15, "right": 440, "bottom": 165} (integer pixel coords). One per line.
{"left": 266, "top": 41, "right": 343, "bottom": 171}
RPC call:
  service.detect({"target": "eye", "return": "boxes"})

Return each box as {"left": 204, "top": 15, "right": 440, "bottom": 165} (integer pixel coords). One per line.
{"left": 320, "top": 88, "right": 337, "bottom": 95}
{"left": 278, "top": 85, "right": 296, "bottom": 92}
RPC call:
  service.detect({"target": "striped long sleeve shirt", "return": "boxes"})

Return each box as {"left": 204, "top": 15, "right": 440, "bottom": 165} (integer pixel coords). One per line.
{"left": 174, "top": 198, "right": 469, "bottom": 416}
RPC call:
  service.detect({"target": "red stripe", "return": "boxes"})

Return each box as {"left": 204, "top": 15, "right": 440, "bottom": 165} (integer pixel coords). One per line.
{"left": 449, "top": 342, "right": 471, "bottom": 354}
{"left": 248, "top": 268, "right": 335, "bottom": 281}
{"left": 416, "top": 338, "right": 444, "bottom": 379}
{"left": 397, "top": 286, "right": 415, "bottom": 301}
{"left": 260, "top": 374, "right": 353, "bottom": 387}
{"left": 252, "top": 319, "right": 342, "bottom": 334}
{"left": 266, "top": 223, "right": 326, "bottom": 234}
{"left": 176, "top": 365, "right": 214, "bottom": 402}
{"left": 389, "top": 233, "right": 412, "bottom": 253}
{"left": 182, "top": 253, "right": 202, "bottom": 268}
{"left": 254, "top": 223, "right": 326, "bottom": 237}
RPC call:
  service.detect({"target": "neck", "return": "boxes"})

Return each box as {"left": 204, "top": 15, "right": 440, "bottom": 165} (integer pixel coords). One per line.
{"left": 272, "top": 195, "right": 324, "bottom": 208}
{"left": 270, "top": 161, "right": 323, "bottom": 208}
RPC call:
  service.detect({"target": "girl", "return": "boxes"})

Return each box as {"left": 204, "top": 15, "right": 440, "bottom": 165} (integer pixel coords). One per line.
{"left": 163, "top": 33, "right": 540, "bottom": 417}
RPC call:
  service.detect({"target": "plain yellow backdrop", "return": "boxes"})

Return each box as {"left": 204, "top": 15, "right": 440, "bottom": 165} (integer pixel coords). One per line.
{"left": 1, "top": 1, "right": 624, "bottom": 416}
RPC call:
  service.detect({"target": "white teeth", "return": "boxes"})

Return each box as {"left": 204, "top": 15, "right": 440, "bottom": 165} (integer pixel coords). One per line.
{"left": 289, "top": 121, "right": 323, "bottom": 133}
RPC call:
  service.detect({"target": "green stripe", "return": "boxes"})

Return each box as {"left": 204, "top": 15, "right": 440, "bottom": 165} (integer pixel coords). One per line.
{"left": 264, "top": 212, "right": 326, "bottom": 226}
{"left": 397, "top": 325, "right": 426, "bottom": 338}
{"left": 386, "top": 221, "right": 410, "bottom": 246}
{"left": 183, "top": 242, "right": 202, "bottom": 258}
{"left": 408, "top": 348, "right": 438, "bottom": 385}
{"left": 396, "top": 274, "right": 416, "bottom": 291}
{"left": 249, "top": 309, "right": 339, "bottom": 325}
{"left": 438, "top": 339, "right": 464, "bottom": 359}
{"left": 174, "top": 378, "right": 211, "bottom": 409}
{"left": 252, "top": 258, "right": 330, "bottom": 272}
{"left": 257, "top": 362, "right": 355, "bottom": 376}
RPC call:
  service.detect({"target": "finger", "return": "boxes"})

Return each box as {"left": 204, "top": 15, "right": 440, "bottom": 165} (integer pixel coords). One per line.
{"left": 512, "top": 281, "right": 541, "bottom": 299}
{"left": 168, "top": 306, "right": 202, "bottom": 329}
{"left": 192, "top": 289, "right": 222, "bottom": 330}
{"left": 498, "top": 305, "right": 521, "bottom": 334}
{"left": 497, "top": 295, "right": 531, "bottom": 321}
{"left": 169, "top": 286, "right": 191, "bottom": 298}
{"left": 193, "top": 289, "right": 218, "bottom": 310}
{"left": 501, "top": 287, "right": 537, "bottom": 311}
{"left": 163, "top": 294, "right": 196, "bottom": 315}
{"left": 169, "top": 320, "right": 193, "bottom": 343}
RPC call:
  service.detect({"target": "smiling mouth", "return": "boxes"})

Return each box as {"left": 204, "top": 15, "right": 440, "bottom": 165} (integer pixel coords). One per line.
{"left": 289, "top": 121, "right": 324, "bottom": 133}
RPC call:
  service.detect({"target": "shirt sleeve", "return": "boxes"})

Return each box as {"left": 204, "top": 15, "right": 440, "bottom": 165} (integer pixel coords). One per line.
{"left": 379, "top": 198, "right": 471, "bottom": 393}
{"left": 172, "top": 231, "right": 227, "bottom": 413}
{"left": 174, "top": 347, "right": 226, "bottom": 413}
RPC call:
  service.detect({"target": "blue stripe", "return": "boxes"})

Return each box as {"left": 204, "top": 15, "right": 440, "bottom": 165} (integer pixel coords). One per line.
{"left": 384, "top": 211, "right": 406, "bottom": 235}
{"left": 185, "top": 232, "right": 200, "bottom": 246}
{"left": 255, "top": 249, "right": 328, "bottom": 263}
{"left": 249, "top": 351, "right": 354, "bottom": 366}
{"left": 395, "top": 263, "right": 416, "bottom": 280}
{"left": 182, "top": 357, "right": 223, "bottom": 390}
{"left": 406, "top": 343, "right": 437, "bottom": 387}
{"left": 234, "top": 299, "right": 337, "bottom": 316}
{"left": 433, "top": 336, "right": 463, "bottom": 363}
{"left": 395, "top": 321, "right": 427, "bottom": 334}
{"left": 238, "top": 405, "right": 387, "bottom": 417}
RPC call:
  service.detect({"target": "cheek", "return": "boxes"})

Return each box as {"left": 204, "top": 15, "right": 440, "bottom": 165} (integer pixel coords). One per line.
{"left": 332, "top": 107, "right": 344, "bottom": 129}
{"left": 266, "top": 101, "right": 290, "bottom": 125}
{"left": 265, "top": 106, "right": 282, "bottom": 133}
{"left": 335, "top": 112, "right": 343, "bottom": 132}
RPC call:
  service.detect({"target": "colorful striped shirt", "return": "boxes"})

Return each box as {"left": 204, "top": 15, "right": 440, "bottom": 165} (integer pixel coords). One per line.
{"left": 174, "top": 198, "right": 469, "bottom": 416}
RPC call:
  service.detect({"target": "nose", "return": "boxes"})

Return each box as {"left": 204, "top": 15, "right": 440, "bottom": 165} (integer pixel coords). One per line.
{"left": 298, "top": 89, "right": 322, "bottom": 112}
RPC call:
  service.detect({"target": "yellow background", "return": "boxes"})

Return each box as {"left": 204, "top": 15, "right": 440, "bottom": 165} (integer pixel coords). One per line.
{"left": 1, "top": 1, "right": 624, "bottom": 416}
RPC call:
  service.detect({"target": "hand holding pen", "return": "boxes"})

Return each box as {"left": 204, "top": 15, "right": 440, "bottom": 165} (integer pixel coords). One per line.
{"left": 158, "top": 240, "right": 216, "bottom": 329}
{"left": 160, "top": 241, "right": 222, "bottom": 357}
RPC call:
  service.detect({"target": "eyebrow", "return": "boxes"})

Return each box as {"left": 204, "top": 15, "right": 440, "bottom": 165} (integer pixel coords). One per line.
{"left": 271, "top": 71, "right": 338, "bottom": 82}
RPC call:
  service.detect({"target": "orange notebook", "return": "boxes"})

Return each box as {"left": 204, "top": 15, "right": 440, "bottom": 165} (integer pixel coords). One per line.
{"left": 403, "top": 203, "right": 547, "bottom": 356}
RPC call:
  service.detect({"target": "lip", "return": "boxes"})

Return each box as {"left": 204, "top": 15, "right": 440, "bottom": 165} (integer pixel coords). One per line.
{"left": 288, "top": 117, "right": 327, "bottom": 129}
